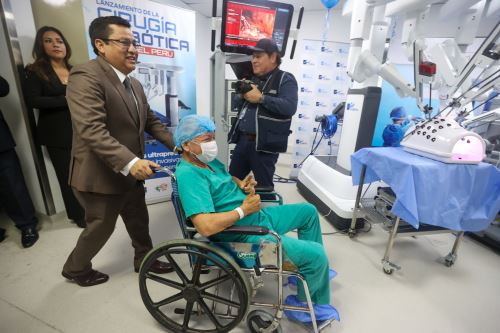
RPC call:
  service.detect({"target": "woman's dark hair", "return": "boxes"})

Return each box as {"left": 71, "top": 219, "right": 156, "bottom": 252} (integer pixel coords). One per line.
{"left": 89, "top": 16, "right": 131, "bottom": 55}
{"left": 26, "top": 26, "right": 72, "bottom": 81}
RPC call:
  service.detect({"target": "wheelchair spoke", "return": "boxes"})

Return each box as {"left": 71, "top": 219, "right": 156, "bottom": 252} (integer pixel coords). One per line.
{"left": 182, "top": 300, "right": 195, "bottom": 330}
{"left": 198, "top": 298, "right": 222, "bottom": 330}
{"left": 165, "top": 253, "right": 189, "bottom": 284}
{"left": 198, "top": 274, "right": 232, "bottom": 291}
{"left": 191, "top": 256, "right": 204, "bottom": 284}
{"left": 153, "top": 292, "right": 184, "bottom": 308}
{"left": 201, "top": 291, "right": 240, "bottom": 308}
{"left": 145, "top": 273, "right": 184, "bottom": 290}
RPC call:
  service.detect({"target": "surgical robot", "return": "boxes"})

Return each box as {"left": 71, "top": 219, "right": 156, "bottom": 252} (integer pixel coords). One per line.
{"left": 298, "top": 0, "right": 499, "bottom": 230}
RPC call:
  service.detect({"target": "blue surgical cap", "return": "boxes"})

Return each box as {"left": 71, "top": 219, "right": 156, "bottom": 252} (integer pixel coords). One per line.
{"left": 390, "top": 106, "right": 407, "bottom": 120}
{"left": 174, "top": 115, "right": 216, "bottom": 148}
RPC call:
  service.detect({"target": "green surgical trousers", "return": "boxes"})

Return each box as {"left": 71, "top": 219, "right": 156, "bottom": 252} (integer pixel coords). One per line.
{"left": 216, "top": 203, "right": 330, "bottom": 305}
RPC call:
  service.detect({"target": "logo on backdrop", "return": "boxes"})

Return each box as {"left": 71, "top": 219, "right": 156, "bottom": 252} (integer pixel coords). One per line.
{"left": 302, "top": 59, "right": 316, "bottom": 66}
{"left": 302, "top": 73, "right": 314, "bottom": 80}
{"left": 304, "top": 44, "right": 318, "bottom": 52}
{"left": 320, "top": 60, "right": 332, "bottom": 67}
{"left": 317, "top": 87, "right": 331, "bottom": 95}
{"left": 94, "top": 0, "right": 191, "bottom": 58}
{"left": 333, "top": 89, "right": 344, "bottom": 96}
{"left": 300, "top": 100, "right": 312, "bottom": 107}
{"left": 300, "top": 86, "right": 313, "bottom": 93}
{"left": 320, "top": 46, "right": 333, "bottom": 53}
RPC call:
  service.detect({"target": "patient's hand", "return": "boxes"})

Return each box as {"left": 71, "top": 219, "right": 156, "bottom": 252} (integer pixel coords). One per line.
{"left": 241, "top": 194, "right": 261, "bottom": 216}
{"left": 241, "top": 175, "right": 257, "bottom": 194}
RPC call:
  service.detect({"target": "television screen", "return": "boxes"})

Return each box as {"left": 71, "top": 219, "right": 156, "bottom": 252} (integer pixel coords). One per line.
{"left": 221, "top": 0, "right": 294, "bottom": 56}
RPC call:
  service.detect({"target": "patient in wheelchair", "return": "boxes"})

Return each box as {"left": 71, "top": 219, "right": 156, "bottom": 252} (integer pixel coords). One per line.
{"left": 174, "top": 115, "right": 338, "bottom": 322}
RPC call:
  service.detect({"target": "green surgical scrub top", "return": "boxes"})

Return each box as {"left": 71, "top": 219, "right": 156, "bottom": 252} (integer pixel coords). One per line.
{"left": 175, "top": 159, "right": 259, "bottom": 227}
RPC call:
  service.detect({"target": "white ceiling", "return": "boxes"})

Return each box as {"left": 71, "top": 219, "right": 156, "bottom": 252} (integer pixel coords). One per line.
{"left": 181, "top": 0, "right": 346, "bottom": 17}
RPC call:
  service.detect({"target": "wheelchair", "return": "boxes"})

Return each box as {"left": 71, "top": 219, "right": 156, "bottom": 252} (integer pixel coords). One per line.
{"left": 138, "top": 168, "right": 335, "bottom": 333}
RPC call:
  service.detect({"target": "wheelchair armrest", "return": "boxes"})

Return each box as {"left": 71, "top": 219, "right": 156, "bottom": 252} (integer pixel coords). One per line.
{"left": 219, "top": 225, "right": 270, "bottom": 236}
{"left": 255, "top": 186, "right": 274, "bottom": 193}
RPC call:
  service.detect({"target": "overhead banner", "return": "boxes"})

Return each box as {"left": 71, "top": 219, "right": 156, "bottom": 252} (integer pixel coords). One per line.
{"left": 82, "top": 0, "right": 197, "bottom": 203}
{"left": 290, "top": 39, "right": 350, "bottom": 179}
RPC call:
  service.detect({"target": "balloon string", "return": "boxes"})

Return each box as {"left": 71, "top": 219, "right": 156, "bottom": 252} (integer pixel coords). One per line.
{"left": 322, "top": 8, "right": 331, "bottom": 45}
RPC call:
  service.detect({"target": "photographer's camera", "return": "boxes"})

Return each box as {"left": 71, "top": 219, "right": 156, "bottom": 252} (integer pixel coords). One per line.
{"left": 232, "top": 80, "right": 254, "bottom": 94}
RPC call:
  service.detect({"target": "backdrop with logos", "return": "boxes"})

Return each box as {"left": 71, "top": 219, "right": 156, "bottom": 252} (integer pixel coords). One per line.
{"left": 290, "top": 39, "right": 350, "bottom": 178}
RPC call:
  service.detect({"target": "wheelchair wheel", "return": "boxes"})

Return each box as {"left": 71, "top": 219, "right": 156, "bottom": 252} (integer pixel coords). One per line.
{"left": 139, "top": 239, "right": 251, "bottom": 333}
{"left": 246, "top": 310, "right": 282, "bottom": 333}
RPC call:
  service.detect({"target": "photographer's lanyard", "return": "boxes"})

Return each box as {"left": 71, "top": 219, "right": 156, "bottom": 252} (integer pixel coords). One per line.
{"left": 238, "top": 74, "right": 273, "bottom": 120}
{"left": 238, "top": 103, "right": 249, "bottom": 120}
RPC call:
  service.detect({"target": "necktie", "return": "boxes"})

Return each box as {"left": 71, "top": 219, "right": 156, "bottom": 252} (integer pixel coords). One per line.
{"left": 123, "top": 77, "right": 139, "bottom": 121}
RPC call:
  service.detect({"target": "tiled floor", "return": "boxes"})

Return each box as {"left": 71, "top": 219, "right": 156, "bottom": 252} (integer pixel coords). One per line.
{"left": 1, "top": 154, "right": 499, "bottom": 333}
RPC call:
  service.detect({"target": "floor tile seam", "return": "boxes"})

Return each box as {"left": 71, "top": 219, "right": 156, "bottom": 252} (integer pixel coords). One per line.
{"left": 0, "top": 296, "right": 66, "bottom": 333}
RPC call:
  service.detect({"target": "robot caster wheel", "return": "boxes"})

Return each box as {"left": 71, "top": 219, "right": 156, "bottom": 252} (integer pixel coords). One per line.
{"left": 444, "top": 253, "right": 457, "bottom": 267}
{"left": 383, "top": 267, "right": 394, "bottom": 275}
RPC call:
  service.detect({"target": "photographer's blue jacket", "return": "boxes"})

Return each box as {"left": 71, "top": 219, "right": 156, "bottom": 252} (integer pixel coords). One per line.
{"left": 228, "top": 68, "right": 298, "bottom": 153}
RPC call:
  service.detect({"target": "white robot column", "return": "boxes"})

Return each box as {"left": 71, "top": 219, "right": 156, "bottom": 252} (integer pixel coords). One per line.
{"left": 338, "top": 0, "right": 392, "bottom": 171}
{"left": 166, "top": 70, "right": 179, "bottom": 127}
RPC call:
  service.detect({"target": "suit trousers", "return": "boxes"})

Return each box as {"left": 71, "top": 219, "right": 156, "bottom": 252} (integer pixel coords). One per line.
{"left": 63, "top": 182, "right": 153, "bottom": 276}
{"left": 0, "top": 149, "right": 38, "bottom": 230}
{"left": 46, "top": 146, "right": 84, "bottom": 221}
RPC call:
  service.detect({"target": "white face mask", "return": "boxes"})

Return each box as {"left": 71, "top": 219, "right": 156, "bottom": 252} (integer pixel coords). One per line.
{"left": 192, "top": 140, "right": 218, "bottom": 164}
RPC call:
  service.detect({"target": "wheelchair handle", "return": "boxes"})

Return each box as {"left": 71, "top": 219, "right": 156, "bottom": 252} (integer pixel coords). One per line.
{"left": 150, "top": 166, "right": 175, "bottom": 178}
{"left": 220, "top": 225, "right": 270, "bottom": 236}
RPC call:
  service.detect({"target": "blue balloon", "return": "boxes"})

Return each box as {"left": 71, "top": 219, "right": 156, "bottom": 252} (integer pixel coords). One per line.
{"left": 321, "top": 0, "right": 339, "bottom": 9}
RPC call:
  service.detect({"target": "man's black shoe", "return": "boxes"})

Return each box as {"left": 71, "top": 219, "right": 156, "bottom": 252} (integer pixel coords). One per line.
{"left": 21, "top": 226, "right": 39, "bottom": 248}
{"left": 62, "top": 270, "right": 109, "bottom": 287}
{"left": 0, "top": 228, "right": 6, "bottom": 242}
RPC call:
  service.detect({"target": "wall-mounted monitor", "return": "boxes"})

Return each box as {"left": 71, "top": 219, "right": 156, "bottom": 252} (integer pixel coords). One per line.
{"left": 221, "top": 0, "right": 294, "bottom": 56}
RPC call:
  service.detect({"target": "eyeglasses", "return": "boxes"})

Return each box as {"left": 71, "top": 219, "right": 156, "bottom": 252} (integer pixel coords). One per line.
{"left": 102, "top": 38, "right": 141, "bottom": 49}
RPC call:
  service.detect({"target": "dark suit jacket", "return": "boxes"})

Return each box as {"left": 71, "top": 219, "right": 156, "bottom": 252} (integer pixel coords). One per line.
{"left": 0, "top": 75, "right": 15, "bottom": 153}
{"left": 24, "top": 66, "right": 73, "bottom": 147}
{"left": 66, "top": 56, "right": 174, "bottom": 194}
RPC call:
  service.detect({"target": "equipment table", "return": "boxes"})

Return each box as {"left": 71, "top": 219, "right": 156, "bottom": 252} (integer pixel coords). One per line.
{"left": 348, "top": 147, "right": 500, "bottom": 274}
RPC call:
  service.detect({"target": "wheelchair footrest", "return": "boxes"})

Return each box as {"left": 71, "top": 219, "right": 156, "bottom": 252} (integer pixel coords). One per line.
{"left": 289, "top": 317, "right": 337, "bottom": 333}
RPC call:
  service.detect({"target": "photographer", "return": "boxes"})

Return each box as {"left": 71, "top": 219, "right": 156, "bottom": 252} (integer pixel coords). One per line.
{"left": 228, "top": 38, "right": 298, "bottom": 188}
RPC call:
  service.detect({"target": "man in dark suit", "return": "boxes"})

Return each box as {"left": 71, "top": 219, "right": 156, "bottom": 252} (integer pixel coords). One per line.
{"left": 62, "top": 16, "right": 175, "bottom": 287}
{"left": 0, "top": 75, "right": 39, "bottom": 247}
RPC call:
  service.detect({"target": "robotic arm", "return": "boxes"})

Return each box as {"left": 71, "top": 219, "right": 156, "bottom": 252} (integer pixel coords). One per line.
{"left": 346, "top": 0, "right": 499, "bottom": 117}
{"left": 350, "top": 49, "right": 416, "bottom": 98}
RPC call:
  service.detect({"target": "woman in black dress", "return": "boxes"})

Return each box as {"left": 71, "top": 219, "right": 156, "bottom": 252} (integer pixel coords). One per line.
{"left": 24, "top": 26, "right": 85, "bottom": 228}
